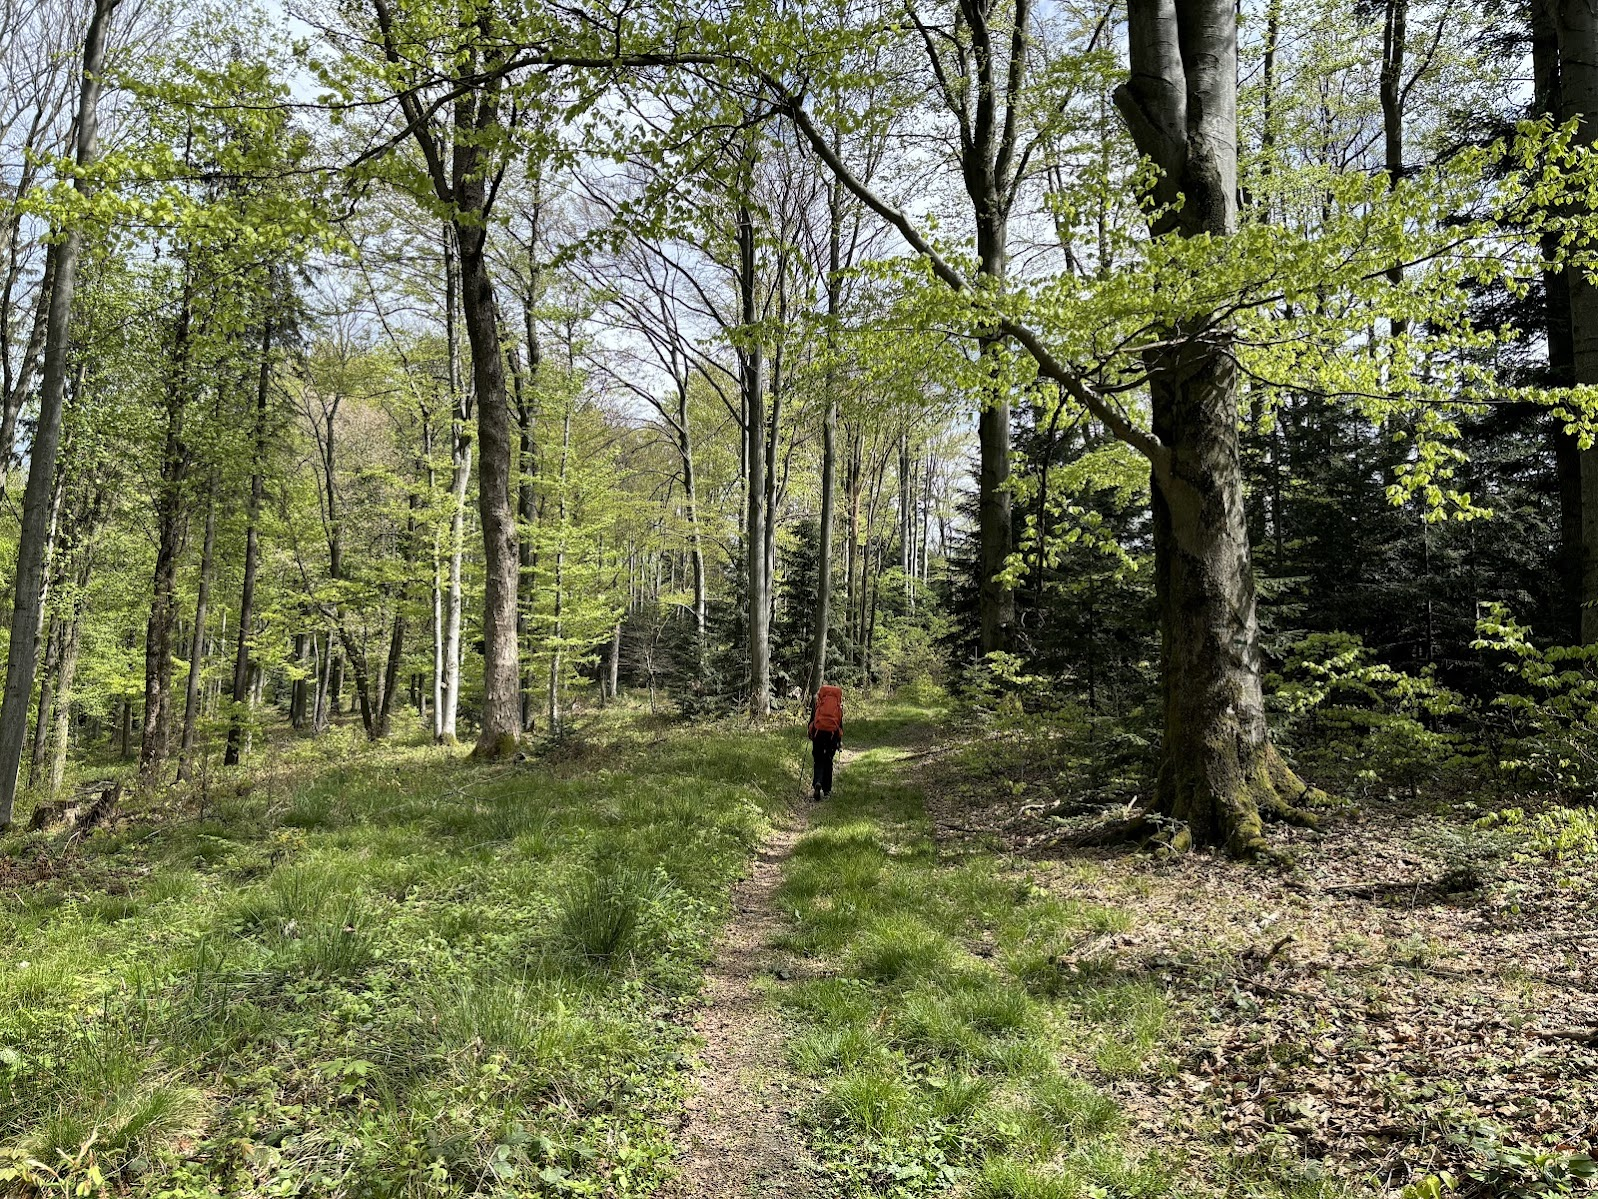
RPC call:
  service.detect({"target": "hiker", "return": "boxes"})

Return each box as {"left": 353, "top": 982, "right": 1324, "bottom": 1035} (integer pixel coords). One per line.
{"left": 808, "top": 684, "right": 844, "bottom": 802}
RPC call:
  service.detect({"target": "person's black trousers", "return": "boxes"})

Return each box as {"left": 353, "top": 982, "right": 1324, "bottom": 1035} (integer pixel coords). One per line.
{"left": 811, "top": 730, "right": 840, "bottom": 795}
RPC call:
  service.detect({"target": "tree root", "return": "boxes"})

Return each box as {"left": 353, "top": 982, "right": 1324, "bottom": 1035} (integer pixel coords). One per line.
{"left": 1057, "top": 813, "right": 1158, "bottom": 848}
{"left": 1254, "top": 745, "right": 1331, "bottom": 830}
{"left": 1055, "top": 745, "right": 1333, "bottom": 864}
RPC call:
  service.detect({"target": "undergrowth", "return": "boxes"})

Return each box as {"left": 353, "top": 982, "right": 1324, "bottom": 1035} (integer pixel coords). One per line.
{"left": 0, "top": 706, "right": 790, "bottom": 1197}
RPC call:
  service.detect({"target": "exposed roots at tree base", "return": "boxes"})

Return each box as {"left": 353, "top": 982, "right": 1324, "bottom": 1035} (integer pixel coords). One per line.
{"left": 1060, "top": 743, "right": 1333, "bottom": 861}
{"left": 1059, "top": 813, "right": 1162, "bottom": 849}
{"left": 1183, "top": 741, "right": 1329, "bottom": 860}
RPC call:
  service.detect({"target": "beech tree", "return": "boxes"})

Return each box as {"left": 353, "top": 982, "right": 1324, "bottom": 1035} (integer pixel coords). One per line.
{"left": 737, "top": 0, "right": 1575, "bottom": 850}
{"left": 0, "top": 0, "right": 117, "bottom": 826}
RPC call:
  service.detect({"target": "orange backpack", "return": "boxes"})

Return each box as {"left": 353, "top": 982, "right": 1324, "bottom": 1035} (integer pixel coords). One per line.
{"left": 811, "top": 686, "right": 843, "bottom": 735}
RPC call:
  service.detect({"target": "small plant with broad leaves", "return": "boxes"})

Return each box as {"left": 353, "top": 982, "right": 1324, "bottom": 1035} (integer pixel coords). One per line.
{"left": 1473, "top": 605, "right": 1598, "bottom": 798}
{"left": 1445, "top": 1114, "right": 1598, "bottom": 1197}
{"left": 1475, "top": 805, "right": 1598, "bottom": 868}
{"left": 1268, "top": 631, "right": 1478, "bottom": 799}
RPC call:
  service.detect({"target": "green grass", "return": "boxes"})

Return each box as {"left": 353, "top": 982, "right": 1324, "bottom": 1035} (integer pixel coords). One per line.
{"left": 770, "top": 698, "right": 1176, "bottom": 1196}
{"left": 0, "top": 705, "right": 793, "bottom": 1196}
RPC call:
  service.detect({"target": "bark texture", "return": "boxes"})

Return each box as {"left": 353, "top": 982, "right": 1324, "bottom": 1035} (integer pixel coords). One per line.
{"left": 1551, "top": 0, "right": 1598, "bottom": 642}
{"left": 226, "top": 315, "right": 272, "bottom": 765}
{"left": 1534, "top": 0, "right": 1584, "bottom": 640}
{"left": 1116, "top": 0, "right": 1321, "bottom": 852}
{"left": 177, "top": 495, "right": 217, "bottom": 781}
{"left": 459, "top": 228, "right": 522, "bottom": 755}
{"left": 140, "top": 271, "right": 195, "bottom": 784}
{"left": 808, "top": 217, "right": 840, "bottom": 699}
{"left": 0, "top": 0, "right": 116, "bottom": 825}
{"left": 738, "top": 187, "right": 771, "bottom": 717}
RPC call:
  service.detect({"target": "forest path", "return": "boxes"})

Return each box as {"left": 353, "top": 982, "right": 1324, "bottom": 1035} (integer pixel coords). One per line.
{"left": 658, "top": 744, "right": 854, "bottom": 1198}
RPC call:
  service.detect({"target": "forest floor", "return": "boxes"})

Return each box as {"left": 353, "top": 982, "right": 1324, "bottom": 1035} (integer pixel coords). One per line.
{"left": 930, "top": 725, "right": 1598, "bottom": 1198}
{"left": 0, "top": 708, "right": 799, "bottom": 1197}
{"left": 1, "top": 699, "right": 1594, "bottom": 1199}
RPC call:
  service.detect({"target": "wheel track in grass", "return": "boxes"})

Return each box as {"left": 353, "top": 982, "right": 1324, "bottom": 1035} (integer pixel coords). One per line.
{"left": 659, "top": 748, "right": 860, "bottom": 1198}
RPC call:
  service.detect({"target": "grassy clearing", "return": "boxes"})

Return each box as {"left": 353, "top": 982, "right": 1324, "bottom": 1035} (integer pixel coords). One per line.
{"left": 771, "top": 702, "right": 1179, "bottom": 1197}
{"left": 0, "top": 708, "right": 794, "bottom": 1197}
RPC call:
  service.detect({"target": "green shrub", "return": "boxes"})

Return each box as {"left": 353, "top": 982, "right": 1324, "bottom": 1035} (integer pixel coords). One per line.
{"left": 1268, "top": 631, "right": 1475, "bottom": 798}
{"left": 1475, "top": 604, "right": 1598, "bottom": 801}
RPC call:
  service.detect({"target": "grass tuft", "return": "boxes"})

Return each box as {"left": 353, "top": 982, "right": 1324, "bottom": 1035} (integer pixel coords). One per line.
{"left": 970, "top": 1157, "right": 1078, "bottom": 1199}
{"left": 818, "top": 1070, "right": 913, "bottom": 1138}
{"left": 556, "top": 862, "right": 665, "bottom": 967}
{"left": 850, "top": 914, "right": 956, "bottom": 982}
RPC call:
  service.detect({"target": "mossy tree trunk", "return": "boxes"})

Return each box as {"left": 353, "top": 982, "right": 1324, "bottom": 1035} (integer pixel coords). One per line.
{"left": 1118, "top": 0, "right": 1320, "bottom": 853}
{"left": 1148, "top": 338, "right": 1319, "bottom": 854}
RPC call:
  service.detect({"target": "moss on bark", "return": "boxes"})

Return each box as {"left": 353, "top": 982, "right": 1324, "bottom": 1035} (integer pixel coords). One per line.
{"left": 1158, "top": 729, "right": 1326, "bottom": 858}
{"left": 471, "top": 731, "right": 520, "bottom": 761}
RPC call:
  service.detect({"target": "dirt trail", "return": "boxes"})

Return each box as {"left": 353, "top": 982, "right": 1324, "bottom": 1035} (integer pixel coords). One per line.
{"left": 660, "top": 757, "right": 848, "bottom": 1198}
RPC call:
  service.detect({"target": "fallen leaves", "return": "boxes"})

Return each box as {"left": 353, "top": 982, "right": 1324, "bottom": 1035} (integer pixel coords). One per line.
{"left": 924, "top": 766, "right": 1598, "bottom": 1196}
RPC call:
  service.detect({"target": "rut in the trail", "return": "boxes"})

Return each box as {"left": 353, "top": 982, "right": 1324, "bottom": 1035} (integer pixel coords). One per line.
{"left": 660, "top": 755, "right": 845, "bottom": 1198}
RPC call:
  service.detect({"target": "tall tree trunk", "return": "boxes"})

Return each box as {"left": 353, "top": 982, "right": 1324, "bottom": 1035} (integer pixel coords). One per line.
{"left": 739, "top": 189, "right": 771, "bottom": 717}
{"left": 1535, "top": 0, "right": 1583, "bottom": 640}
{"left": 547, "top": 392, "right": 572, "bottom": 737}
{"left": 436, "top": 225, "right": 471, "bottom": 742}
{"left": 36, "top": 529, "right": 96, "bottom": 796}
{"left": 867, "top": 541, "right": 884, "bottom": 681}
{"left": 177, "top": 493, "right": 218, "bottom": 781}
{"left": 290, "top": 632, "right": 309, "bottom": 729}
{"left": 899, "top": 431, "right": 913, "bottom": 601}
{"left": 809, "top": 192, "right": 843, "bottom": 697}
{"left": 313, "top": 632, "right": 333, "bottom": 733}
{"left": 763, "top": 331, "right": 783, "bottom": 639}
{"left": 809, "top": 392, "right": 838, "bottom": 695}
{"left": 510, "top": 218, "right": 541, "bottom": 726}
{"left": 1380, "top": 0, "right": 1409, "bottom": 338}
{"left": 1555, "top": 0, "right": 1598, "bottom": 643}
{"left": 29, "top": 613, "right": 62, "bottom": 788}
{"left": 608, "top": 619, "right": 622, "bottom": 700}
{"left": 46, "top": 610, "right": 84, "bottom": 801}
{"left": 457, "top": 225, "right": 522, "bottom": 755}
{"left": 967, "top": 17, "right": 1021, "bottom": 658}
{"left": 845, "top": 427, "right": 862, "bottom": 663}
{"left": 430, "top": 551, "right": 445, "bottom": 736}
{"left": 141, "top": 272, "right": 195, "bottom": 785}
{"left": 0, "top": 0, "right": 116, "bottom": 826}
{"left": 1116, "top": 0, "right": 1321, "bottom": 852}
{"left": 440, "top": 433, "right": 470, "bottom": 740}
{"left": 914, "top": 0, "right": 1026, "bottom": 655}
{"left": 368, "top": 6, "right": 517, "bottom": 752}
{"left": 676, "top": 379, "right": 707, "bottom": 672}
{"left": 226, "top": 314, "right": 272, "bottom": 765}
{"left": 337, "top": 630, "right": 376, "bottom": 739}
{"left": 975, "top": 338, "right": 1013, "bottom": 654}
{"left": 375, "top": 530, "right": 413, "bottom": 742}
{"left": 0, "top": 247, "right": 55, "bottom": 476}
